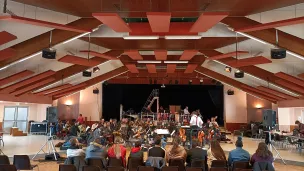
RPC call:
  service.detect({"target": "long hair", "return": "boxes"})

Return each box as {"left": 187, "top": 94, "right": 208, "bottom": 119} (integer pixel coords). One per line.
{"left": 113, "top": 136, "right": 124, "bottom": 159}
{"left": 210, "top": 140, "right": 226, "bottom": 161}
{"left": 256, "top": 142, "right": 273, "bottom": 158}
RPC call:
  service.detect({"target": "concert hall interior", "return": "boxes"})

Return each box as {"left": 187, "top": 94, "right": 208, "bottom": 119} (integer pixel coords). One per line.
{"left": 1, "top": 0, "right": 304, "bottom": 171}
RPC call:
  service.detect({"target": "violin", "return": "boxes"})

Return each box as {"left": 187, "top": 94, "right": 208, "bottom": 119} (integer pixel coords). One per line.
{"left": 179, "top": 128, "right": 187, "bottom": 142}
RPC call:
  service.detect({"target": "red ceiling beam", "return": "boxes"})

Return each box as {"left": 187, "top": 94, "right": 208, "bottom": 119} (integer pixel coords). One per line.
{"left": 235, "top": 16, "right": 304, "bottom": 32}
{"left": 223, "top": 56, "right": 272, "bottom": 68}
{"left": 207, "top": 51, "right": 249, "bottom": 60}
{"left": 190, "top": 12, "right": 229, "bottom": 32}
{"left": 124, "top": 50, "right": 143, "bottom": 60}
{"left": 154, "top": 50, "right": 167, "bottom": 60}
{"left": 180, "top": 50, "right": 198, "bottom": 60}
{"left": 34, "top": 84, "right": 72, "bottom": 95}
{"left": 275, "top": 79, "right": 304, "bottom": 94}
{"left": 0, "top": 70, "right": 34, "bottom": 87}
{"left": 79, "top": 50, "right": 120, "bottom": 60}
{"left": 256, "top": 86, "right": 298, "bottom": 100}
{"left": 92, "top": 13, "right": 131, "bottom": 32}
{"left": 146, "top": 64, "right": 157, "bottom": 73}
{"left": 0, "top": 31, "right": 17, "bottom": 45}
{"left": 125, "top": 64, "right": 139, "bottom": 74}
{"left": 147, "top": 12, "right": 171, "bottom": 32}
{"left": 298, "top": 73, "right": 304, "bottom": 79}
{"left": 11, "top": 78, "right": 56, "bottom": 97}
{"left": 167, "top": 64, "right": 176, "bottom": 73}
{"left": 0, "top": 48, "right": 15, "bottom": 61}
{"left": 58, "top": 55, "right": 102, "bottom": 67}
{"left": 129, "top": 22, "right": 197, "bottom": 36}
{"left": 0, "top": 70, "right": 55, "bottom": 93}
{"left": 46, "top": 83, "right": 87, "bottom": 97}
{"left": 185, "top": 64, "right": 198, "bottom": 74}
{"left": 274, "top": 72, "right": 304, "bottom": 88}
{"left": 240, "top": 85, "right": 286, "bottom": 101}
{"left": 0, "top": 15, "right": 91, "bottom": 33}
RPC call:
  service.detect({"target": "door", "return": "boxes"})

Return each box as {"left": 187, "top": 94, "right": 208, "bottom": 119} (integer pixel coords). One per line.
{"left": 3, "top": 106, "right": 28, "bottom": 133}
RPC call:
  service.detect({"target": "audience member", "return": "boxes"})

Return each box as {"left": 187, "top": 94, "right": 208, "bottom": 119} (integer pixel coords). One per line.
{"left": 295, "top": 120, "right": 304, "bottom": 136}
{"left": 228, "top": 136, "right": 250, "bottom": 166}
{"left": 186, "top": 139, "right": 207, "bottom": 166}
{"left": 86, "top": 137, "right": 107, "bottom": 166}
{"left": 67, "top": 138, "right": 85, "bottom": 157}
{"left": 69, "top": 121, "right": 80, "bottom": 137}
{"left": 207, "top": 140, "right": 226, "bottom": 166}
{"left": 250, "top": 142, "right": 273, "bottom": 166}
{"left": 77, "top": 114, "right": 84, "bottom": 124}
{"left": 166, "top": 136, "right": 187, "bottom": 162}
{"left": 148, "top": 136, "right": 166, "bottom": 158}
{"left": 108, "top": 136, "right": 127, "bottom": 166}
{"left": 130, "top": 141, "right": 144, "bottom": 160}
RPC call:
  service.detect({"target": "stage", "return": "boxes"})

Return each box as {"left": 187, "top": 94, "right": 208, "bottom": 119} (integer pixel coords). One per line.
{"left": 1, "top": 134, "right": 303, "bottom": 170}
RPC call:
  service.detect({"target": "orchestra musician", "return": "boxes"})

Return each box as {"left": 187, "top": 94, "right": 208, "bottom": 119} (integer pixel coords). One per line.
{"left": 190, "top": 112, "right": 203, "bottom": 128}
{"left": 184, "top": 106, "right": 190, "bottom": 115}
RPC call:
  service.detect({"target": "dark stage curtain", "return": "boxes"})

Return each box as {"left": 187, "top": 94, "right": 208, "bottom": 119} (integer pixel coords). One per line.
{"left": 102, "top": 84, "right": 224, "bottom": 125}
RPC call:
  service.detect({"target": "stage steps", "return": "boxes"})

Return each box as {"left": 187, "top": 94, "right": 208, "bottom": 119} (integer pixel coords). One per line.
{"left": 10, "top": 127, "right": 27, "bottom": 136}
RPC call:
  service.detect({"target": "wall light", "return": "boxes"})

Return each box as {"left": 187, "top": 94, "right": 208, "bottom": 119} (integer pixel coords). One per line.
{"left": 65, "top": 100, "right": 72, "bottom": 106}
{"left": 255, "top": 104, "right": 262, "bottom": 109}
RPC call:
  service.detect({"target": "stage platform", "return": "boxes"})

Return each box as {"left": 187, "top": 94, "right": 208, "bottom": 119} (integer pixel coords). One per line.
{"left": 0, "top": 134, "right": 303, "bottom": 171}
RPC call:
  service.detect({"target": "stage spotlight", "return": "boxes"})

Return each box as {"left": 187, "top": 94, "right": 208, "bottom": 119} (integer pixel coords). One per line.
{"left": 189, "top": 80, "right": 192, "bottom": 85}
{"left": 234, "top": 70, "right": 244, "bottom": 78}
{"left": 149, "top": 78, "right": 152, "bottom": 84}
{"left": 154, "top": 79, "right": 157, "bottom": 84}
{"left": 225, "top": 66, "right": 232, "bottom": 73}
{"left": 175, "top": 80, "right": 179, "bottom": 84}
{"left": 93, "top": 67, "right": 100, "bottom": 73}
{"left": 161, "top": 84, "right": 166, "bottom": 88}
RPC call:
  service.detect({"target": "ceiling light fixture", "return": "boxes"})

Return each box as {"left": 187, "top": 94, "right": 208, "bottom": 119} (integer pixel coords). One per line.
{"left": 137, "top": 61, "right": 162, "bottom": 64}
{"left": 164, "top": 61, "right": 188, "bottom": 64}
{"left": 164, "top": 35, "right": 202, "bottom": 39}
{"left": 123, "top": 36, "right": 159, "bottom": 40}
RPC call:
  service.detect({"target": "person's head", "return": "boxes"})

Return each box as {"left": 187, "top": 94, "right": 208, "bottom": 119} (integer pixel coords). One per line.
{"left": 113, "top": 136, "right": 124, "bottom": 159}
{"left": 256, "top": 142, "right": 273, "bottom": 158}
{"left": 134, "top": 141, "right": 141, "bottom": 148}
{"left": 235, "top": 136, "right": 243, "bottom": 148}
{"left": 106, "top": 122, "right": 111, "bottom": 127}
{"left": 186, "top": 106, "right": 188, "bottom": 109}
{"left": 110, "top": 119, "right": 113, "bottom": 123}
{"left": 172, "top": 137, "right": 181, "bottom": 148}
{"left": 93, "top": 138, "right": 102, "bottom": 145}
{"left": 79, "top": 114, "right": 82, "bottom": 117}
{"left": 295, "top": 120, "right": 301, "bottom": 127}
{"left": 70, "top": 138, "right": 79, "bottom": 147}
{"left": 114, "top": 136, "right": 124, "bottom": 144}
{"left": 210, "top": 140, "right": 226, "bottom": 161}
{"left": 211, "top": 117, "right": 214, "bottom": 122}
{"left": 154, "top": 136, "right": 162, "bottom": 146}
{"left": 191, "top": 139, "right": 199, "bottom": 148}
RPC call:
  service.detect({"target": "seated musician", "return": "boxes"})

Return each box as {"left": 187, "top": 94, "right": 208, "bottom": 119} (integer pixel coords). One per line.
{"left": 108, "top": 136, "right": 127, "bottom": 166}
{"left": 166, "top": 136, "right": 187, "bottom": 162}
{"left": 186, "top": 139, "right": 208, "bottom": 166}
{"left": 130, "top": 141, "right": 144, "bottom": 160}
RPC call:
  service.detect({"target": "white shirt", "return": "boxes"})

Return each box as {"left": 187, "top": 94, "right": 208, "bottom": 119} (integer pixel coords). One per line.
{"left": 190, "top": 115, "right": 203, "bottom": 128}
{"left": 184, "top": 108, "right": 190, "bottom": 115}
{"left": 67, "top": 149, "right": 85, "bottom": 157}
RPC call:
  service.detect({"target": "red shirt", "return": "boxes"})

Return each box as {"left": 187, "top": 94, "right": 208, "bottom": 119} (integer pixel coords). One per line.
{"left": 107, "top": 145, "right": 127, "bottom": 166}
{"left": 77, "top": 116, "right": 84, "bottom": 124}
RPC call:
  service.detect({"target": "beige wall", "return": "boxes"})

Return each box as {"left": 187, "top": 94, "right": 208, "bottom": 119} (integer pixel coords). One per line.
{"left": 246, "top": 94, "right": 272, "bottom": 123}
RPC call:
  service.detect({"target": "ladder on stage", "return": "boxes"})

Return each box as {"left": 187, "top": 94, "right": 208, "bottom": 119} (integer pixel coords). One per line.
{"left": 141, "top": 89, "right": 159, "bottom": 120}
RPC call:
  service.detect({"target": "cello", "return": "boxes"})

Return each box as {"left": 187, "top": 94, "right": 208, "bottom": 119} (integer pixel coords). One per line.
{"left": 179, "top": 128, "right": 187, "bottom": 142}
{"left": 198, "top": 130, "right": 205, "bottom": 145}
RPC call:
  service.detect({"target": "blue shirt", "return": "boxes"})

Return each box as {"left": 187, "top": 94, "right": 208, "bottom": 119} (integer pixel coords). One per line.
{"left": 228, "top": 147, "right": 250, "bottom": 166}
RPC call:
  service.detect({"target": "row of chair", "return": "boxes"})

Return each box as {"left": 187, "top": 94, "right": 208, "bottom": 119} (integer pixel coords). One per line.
{"left": 0, "top": 155, "right": 37, "bottom": 170}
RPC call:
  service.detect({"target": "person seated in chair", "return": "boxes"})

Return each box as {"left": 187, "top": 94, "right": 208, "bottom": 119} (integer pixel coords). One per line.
{"left": 166, "top": 136, "right": 187, "bottom": 162}
{"left": 207, "top": 140, "right": 226, "bottom": 166}
{"left": 186, "top": 139, "right": 207, "bottom": 166}
{"left": 108, "top": 136, "right": 127, "bottom": 166}
{"left": 250, "top": 142, "right": 273, "bottom": 166}
{"left": 148, "top": 136, "right": 166, "bottom": 158}
{"left": 86, "top": 137, "right": 107, "bottom": 167}
{"left": 228, "top": 136, "right": 250, "bottom": 166}
{"left": 67, "top": 138, "right": 85, "bottom": 158}
{"left": 69, "top": 121, "right": 80, "bottom": 137}
{"left": 130, "top": 141, "right": 144, "bottom": 160}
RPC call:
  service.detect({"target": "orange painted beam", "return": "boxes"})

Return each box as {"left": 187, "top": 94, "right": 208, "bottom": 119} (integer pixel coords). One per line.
{"left": 298, "top": 73, "right": 304, "bottom": 79}
{"left": 79, "top": 50, "right": 120, "bottom": 60}
{"left": 0, "top": 31, "right": 17, "bottom": 45}
{"left": 0, "top": 15, "right": 91, "bottom": 33}
{"left": 154, "top": 50, "right": 167, "bottom": 60}
{"left": 275, "top": 72, "right": 304, "bottom": 88}
{"left": 0, "top": 48, "right": 16, "bottom": 61}
{"left": 92, "top": 13, "right": 131, "bottom": 32}
{"left": 12, "top": 78, "right": 56, "bottom": 97}
{"left": 125, "top": 50, "right": 143, "bottom": 60}
{"left": 275, "top": 79, "right": 304, "bottom": 94}
{"left": 207, "top": 51, "right": 249, "bottom": 60}
{"left": 34, "top": 84, "right": 73, "bottom": 95}
{"left": 167, "top": 64, "right": 176, "bottom": 74}
{"left": 180, "top": 50, "right": 198, "bottom": 60}
{"left": 190, "top": 12, "right": 229, "bottom": 32}
{"left": 146, "top": 64, "right": 157, "bottom": 73}
{"left": 46, "top": 83, "right": 87, "bottom": 97}
{"left": 185, "top": 64, "right": 198, "bottom": 74}
{"left": 224, "top": 56, "right": 272, "bottom": 68}
{"left": 147, "top": 12, "right": 171, "bottom": 32}
{"left": 256, "top": 86, "right": 298, "bottom": 100}
{"left": 125, "top": 64, "right": 139, "bottom": 73}
{"left": 235, "top": 16, "right": 304, "bottom": 32}
{"left": 58, "top": 55, "right": 102, "bottom": 67}
{"left": 240, "top": 85, "right": 286, "bottom": 101}
{"left": 0, "top": 70, "right": 34, "bottom": 87}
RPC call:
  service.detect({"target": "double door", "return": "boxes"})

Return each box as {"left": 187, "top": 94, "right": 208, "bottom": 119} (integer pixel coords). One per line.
{"left": 3, "top": 106, "right": 28, "bottom": 133}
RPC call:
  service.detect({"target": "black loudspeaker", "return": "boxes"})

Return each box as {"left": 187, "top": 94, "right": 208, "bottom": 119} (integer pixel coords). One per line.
{"left": 271, "top": 48, "right": 286, "bottom": 59}
{"left": 83, "top": 70, "right": 92, "bottom": 77}
{"left": 42, "top": 48, "right": 56, "bottom": 59}
{"left": 46, "top": 107, "right": 57, "bottom": 123}
{"left": 263, "top": 109, "right": 276, "bottom": 127}
{"left": 93, "top": 88, "right": 99, "bottom": 94}
{"left": 227, "top": 89, "right": 234, "bottom": 95}
{"left": 234, "top": 71, "right": 244, "bottom": 78}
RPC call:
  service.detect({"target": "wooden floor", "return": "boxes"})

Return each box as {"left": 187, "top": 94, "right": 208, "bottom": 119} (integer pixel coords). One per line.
{"left": 1, "top": 134, "right": 304, "bottom": 171}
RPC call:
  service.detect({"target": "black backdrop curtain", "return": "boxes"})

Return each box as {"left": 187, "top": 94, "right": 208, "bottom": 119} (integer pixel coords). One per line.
{"left": 102, "top": 84, "right": 224, "bottom": 125}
